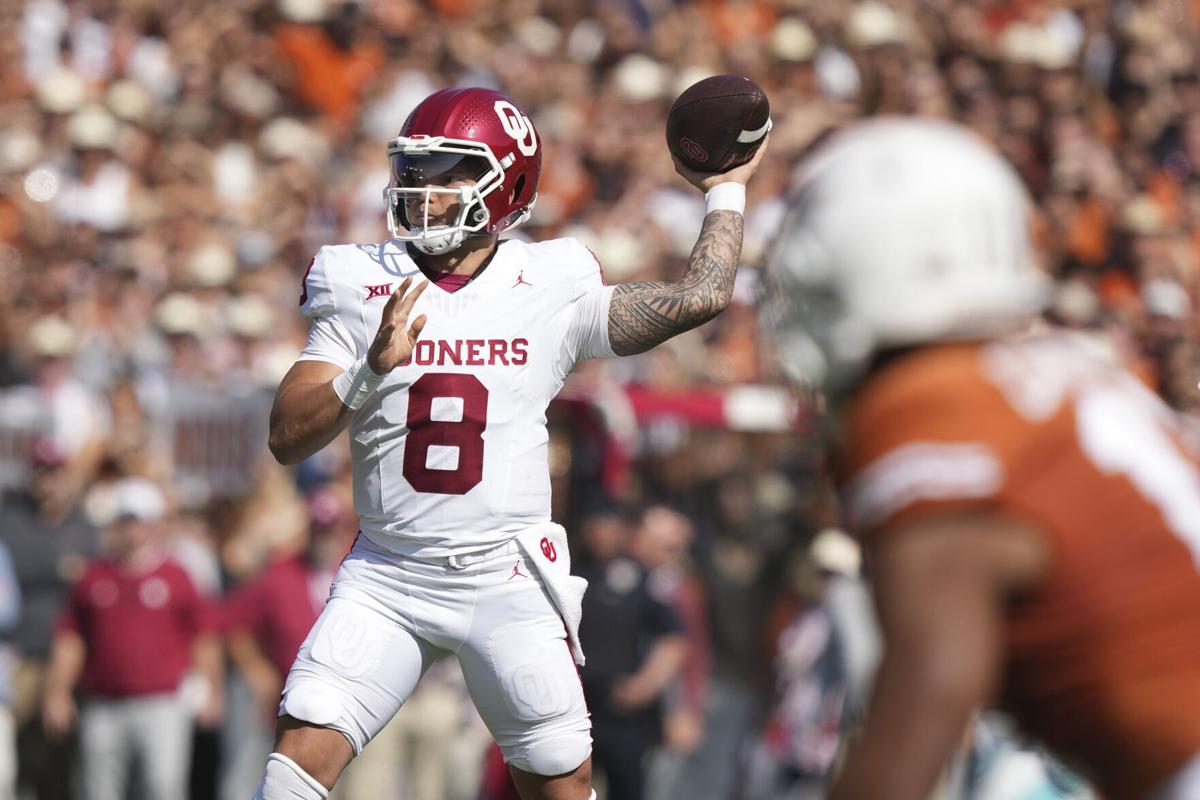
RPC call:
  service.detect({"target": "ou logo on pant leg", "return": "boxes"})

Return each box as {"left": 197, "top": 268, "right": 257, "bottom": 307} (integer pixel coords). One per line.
{"left": 507, "top": 660, "right": 566, "bottom": 719}
{"left": 540, "top": 537, "right": 557, "bottom": 562}
{"left": 494, "top": 100, "right": 538, "bottom": 157}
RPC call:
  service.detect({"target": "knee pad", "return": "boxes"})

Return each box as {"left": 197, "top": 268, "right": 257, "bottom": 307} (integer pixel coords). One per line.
{"left": 503, "top": 727, "right": 592, "bottom": 776}
{"left": 280, "top": 681, "right": 342, "bottom": 727}
{"left": 278, "top": 682, "right": 363, "bottom": 754}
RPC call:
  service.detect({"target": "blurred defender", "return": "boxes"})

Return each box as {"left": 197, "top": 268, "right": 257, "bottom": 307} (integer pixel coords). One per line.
{"left": 767, "top": 119, "right": 1200, "bottom": 800}
{"left": 256, "top": 87, "right": 765, "bottom": 800}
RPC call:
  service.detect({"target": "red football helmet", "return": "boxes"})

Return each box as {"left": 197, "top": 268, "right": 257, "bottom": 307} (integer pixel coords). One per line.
{"left": 384, "top": 88, "right": 542, "bottom": 255}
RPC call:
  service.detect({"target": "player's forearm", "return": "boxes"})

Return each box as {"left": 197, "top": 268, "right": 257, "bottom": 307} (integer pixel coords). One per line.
{"left": 607, "top": 209, "right": 743, "bottom": 356}
{"left": 267, "top": 379, "right": 354, "bottom": 465}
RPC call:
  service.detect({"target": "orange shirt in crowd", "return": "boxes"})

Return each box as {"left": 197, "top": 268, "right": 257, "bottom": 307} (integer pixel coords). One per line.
{"left": 1065, "top": 195, "right": 1112, "bottom": 266}
{"left": 273, "top": 24, "right": 383, "bottom": 128}
{"left": 699, "top": 0, "right": 776, "bottom": 47}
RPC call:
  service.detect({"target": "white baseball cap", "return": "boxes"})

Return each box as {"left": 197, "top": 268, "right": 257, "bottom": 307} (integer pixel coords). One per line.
{"left": 810, "top": 528, "right": 862, "bottom": 577}
{"left": 113, "top": 479, "right": 166, "bottom": 522}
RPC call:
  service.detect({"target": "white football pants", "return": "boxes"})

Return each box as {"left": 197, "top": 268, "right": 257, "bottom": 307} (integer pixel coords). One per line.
{"left": 279, "top": 533, "right": 591, "bottom": 777}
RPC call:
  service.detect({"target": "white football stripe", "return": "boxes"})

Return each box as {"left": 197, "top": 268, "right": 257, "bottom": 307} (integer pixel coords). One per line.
{"left": 847, "top": 441, "right": 1004, "bottom": 528}
{"left": 737, "top": 117, "right": 773, "bottom": 143}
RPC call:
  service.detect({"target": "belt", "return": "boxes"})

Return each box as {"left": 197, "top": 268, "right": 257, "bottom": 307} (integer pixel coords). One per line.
{"left": 445, "top": 538, "right": 519, "bottom": 570}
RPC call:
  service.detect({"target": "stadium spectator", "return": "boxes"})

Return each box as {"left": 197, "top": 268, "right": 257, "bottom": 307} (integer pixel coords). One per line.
{"left": 0, "top": 442, "right": 98, "bottom": 800}
{"left": 745, "top": 531, "right": 863, "bottom": 800}
{"left": 577, "top": 507, "right": 687, "bottom": 800}
{"left": 219, "top": 487, "right": 353, "bottom": 800}
{"left": 677, "top": 468, "right": 794, "bottom": 800}
{"left": 628, "top": 506, "right": 711, "bottom": 800}
{"left": 41, "top": 478, "right": 222, "bottom": 800}
{"left": 223, "top": 489, "right": 353, "bottom": 728}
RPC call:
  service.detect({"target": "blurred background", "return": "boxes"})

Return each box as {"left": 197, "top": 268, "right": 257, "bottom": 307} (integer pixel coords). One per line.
{"left": 0, "top": 0, "right": 1197, "bottom": 798}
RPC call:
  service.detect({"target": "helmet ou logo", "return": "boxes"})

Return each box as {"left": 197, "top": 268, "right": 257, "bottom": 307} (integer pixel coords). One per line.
{"left": 494, "top": 100, "right": 537, "bottom": 157}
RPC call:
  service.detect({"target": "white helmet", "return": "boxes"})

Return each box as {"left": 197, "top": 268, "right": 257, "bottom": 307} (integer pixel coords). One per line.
{"left": 764, "top": 118, "right": 1049, "bottom": 390}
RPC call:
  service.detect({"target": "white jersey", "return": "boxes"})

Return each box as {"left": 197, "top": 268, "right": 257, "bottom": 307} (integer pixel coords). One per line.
{"left": 297, "top": 238, "right": 615, "bottom": 556}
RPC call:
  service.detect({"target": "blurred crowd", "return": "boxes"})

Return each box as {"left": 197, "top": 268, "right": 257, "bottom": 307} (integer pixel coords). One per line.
{"left": 0, "top": 0, "right": 1198, "bottom": 797}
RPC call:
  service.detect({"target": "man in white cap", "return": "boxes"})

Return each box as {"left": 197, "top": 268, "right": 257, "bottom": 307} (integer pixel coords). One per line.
{"left": 41, "top": 478, "right": 222, "bottom": 800}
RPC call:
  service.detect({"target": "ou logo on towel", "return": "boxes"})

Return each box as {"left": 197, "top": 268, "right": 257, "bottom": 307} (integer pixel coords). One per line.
{"left": 494, "top": 101, "right": 537, "bottom": 157}
{"left": 540, "top": 537, "right": 557, "bottom": 562}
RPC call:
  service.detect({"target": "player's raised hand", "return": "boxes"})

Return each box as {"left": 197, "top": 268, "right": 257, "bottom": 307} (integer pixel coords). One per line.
{"left": 672, "top": 133, "right": 770, "bottom": 194}
{"left": 367, "top": 277, "right": 429, "bottom": 374}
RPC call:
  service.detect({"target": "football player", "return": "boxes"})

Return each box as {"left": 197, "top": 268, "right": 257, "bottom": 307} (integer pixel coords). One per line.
{"left": 255, "top": 87, "right": 766, "bottom": 800}
{"left": 766, "top": 118, "right": 1200, "bottom": 800}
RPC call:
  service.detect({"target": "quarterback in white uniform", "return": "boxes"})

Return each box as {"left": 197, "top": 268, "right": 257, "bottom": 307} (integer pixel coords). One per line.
{"left": 256, "top": 87, "right": 767, "bottom": 800}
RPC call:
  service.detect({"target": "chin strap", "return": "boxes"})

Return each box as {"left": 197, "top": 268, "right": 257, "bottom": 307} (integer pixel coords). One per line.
{"left": 411, "top": 228, "right": 467, "bottom": 255}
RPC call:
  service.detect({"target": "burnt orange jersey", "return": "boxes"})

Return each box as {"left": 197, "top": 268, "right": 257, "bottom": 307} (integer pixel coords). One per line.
{"left": 842, "top": 332, "right": 1200, "bottom": 799}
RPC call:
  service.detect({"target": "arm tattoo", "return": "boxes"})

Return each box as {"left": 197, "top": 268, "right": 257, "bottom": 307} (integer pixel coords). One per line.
{"left": 607, "top": 210, "right": 744, "bottom": 356}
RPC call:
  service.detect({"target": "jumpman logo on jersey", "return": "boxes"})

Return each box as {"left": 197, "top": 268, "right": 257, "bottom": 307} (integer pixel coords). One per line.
{"left": 508, "top": 560, "right": 528, "bottom": 581}
{"left": 512, "top": 271, "right": 533, "bottom": 289}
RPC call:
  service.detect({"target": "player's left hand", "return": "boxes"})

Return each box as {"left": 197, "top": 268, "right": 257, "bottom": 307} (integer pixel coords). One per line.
{"left": 672, "top": 133, "right": 770, "bottom": 193}
{"left": 367, "top": 276, "right": 430, "bottom": 374}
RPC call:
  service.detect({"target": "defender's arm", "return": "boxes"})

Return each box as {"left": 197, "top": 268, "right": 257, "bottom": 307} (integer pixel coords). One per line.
{"left": 827, "top": 513, "right": 1048, "bottom": 800}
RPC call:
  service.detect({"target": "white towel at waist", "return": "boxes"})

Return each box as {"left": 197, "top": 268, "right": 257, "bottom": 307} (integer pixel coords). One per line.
{"left": 515, "top": 523, "right": 589, "bottom": 666}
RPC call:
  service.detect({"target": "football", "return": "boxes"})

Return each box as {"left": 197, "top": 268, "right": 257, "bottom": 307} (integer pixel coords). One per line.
{"left": 666, "top": 75, "right": 772, "bottom": 173}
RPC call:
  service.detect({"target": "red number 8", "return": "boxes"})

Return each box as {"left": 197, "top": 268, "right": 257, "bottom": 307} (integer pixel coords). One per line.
{"left": 402, "top": 373, "right": 489, "bottom": 494}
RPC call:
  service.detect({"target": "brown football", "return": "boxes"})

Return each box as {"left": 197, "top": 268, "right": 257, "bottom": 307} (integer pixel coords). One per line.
{"left": 666, "top": 75, "right": 772, "bottom": 173}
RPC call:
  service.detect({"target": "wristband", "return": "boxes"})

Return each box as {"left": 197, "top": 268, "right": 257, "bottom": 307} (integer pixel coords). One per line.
{"left": 705, "top": 182, "right": 746, "bottom": 216}
{"left": 332, "top": 356, "right": 385, "bottom": 410}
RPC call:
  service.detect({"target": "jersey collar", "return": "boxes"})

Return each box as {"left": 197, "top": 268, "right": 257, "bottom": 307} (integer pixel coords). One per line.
{"left": 407, "top": 240, "right": 506, "bottom": 295}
